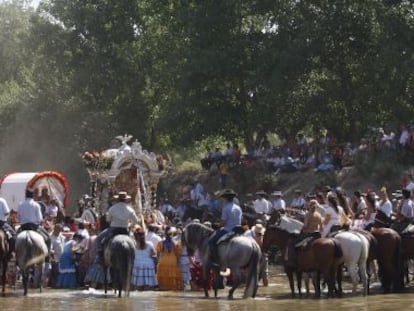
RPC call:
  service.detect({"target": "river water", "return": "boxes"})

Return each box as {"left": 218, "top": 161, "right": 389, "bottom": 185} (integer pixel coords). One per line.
{"left": 2, "top": 266, "right": 414, "bottom": 311}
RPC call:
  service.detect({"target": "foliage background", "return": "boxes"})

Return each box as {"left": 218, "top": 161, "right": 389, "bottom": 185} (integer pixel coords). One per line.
{"left": 0, "top": 0, "right": 413, "bottom": 206}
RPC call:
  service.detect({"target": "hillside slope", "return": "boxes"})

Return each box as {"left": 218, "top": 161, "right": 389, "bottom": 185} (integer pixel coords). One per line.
{"left": 158, "top": 154, "right": 410, "bottom": 203}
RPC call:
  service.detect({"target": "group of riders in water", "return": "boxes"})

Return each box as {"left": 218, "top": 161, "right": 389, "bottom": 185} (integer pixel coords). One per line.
{"left": 1, "top": 179, "right": 414, "bottom": 300}
{"left": 2, "top": 131, "right": 414, "bottom": 300}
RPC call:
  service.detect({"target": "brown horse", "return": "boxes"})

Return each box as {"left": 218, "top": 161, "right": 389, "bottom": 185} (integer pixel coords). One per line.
{"left": 370, "top": 227, "right": 404, "bottom": 292}
{"left": 0, "top": 230, "right": 9, "bottom": 296}
{"left": 262, "top": 225, "right": 341, "bottom": 298}
{"left": 373, "top": 212, "right": 412, "bottom": 286}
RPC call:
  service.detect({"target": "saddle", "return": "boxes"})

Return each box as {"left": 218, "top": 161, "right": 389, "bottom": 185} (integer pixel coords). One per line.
{"left": 294, "top": 232, "right": 321, "bottom": 250}
{"left": 217, "top": 231, "right": 235, "bottom": 245}
{"left": 391, "top": 221, "right": 414, "bottom": 235}
{"left": 326, "top": 224, "right": 349, "bottom": 238}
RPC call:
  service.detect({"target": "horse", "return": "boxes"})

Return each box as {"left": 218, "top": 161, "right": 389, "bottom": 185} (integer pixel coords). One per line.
{"left": 370, "top": 227, "right": 404, "bottom": 292}
{"left": 349, "top": 228, "right": 378, "bottom": 294}
{"left": 180, "top": 201, "right": 204, "bottom": 223}
{"left": 15, "top": 230, "right": 48, "bottom": 296}
{"left": 182, "top": 222, "right": 262, "bottom": 299}
{"left": 0, "top": 230, "right": 9, "bottom": 296}
{"left": 103, "top": 234, "right": 135, "bottom": 297}
{"left": 373, "top": 212, "right": 414, "bottom": 285}
{"left": 262, "top": 224, "right": 341, "bottom": 298}
{"left": 333, "top": 231, "right": 369, "bottom": 296}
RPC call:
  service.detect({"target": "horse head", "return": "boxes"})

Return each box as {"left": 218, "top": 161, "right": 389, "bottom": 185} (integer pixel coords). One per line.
{"left": 183, "top": 222, "right": 213, "bottom": 255}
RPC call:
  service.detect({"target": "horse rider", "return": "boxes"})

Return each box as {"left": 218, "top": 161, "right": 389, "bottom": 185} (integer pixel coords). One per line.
{"left": 96, "top": 191, "right": 140, "bottom": 263}
{"left": 0, "top": 192, "right": 16, "bottom": 258}
{"left": 208, "top": 189, "right": 242, "bottom": 271}
{"left": 392, "top": 188, "right": 414, "bottom": 233}
{"left": 17, "top": 188, "right": 51, "bottom": 260}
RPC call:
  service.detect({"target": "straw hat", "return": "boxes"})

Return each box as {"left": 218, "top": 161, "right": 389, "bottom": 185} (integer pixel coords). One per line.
{"left": 113, "top": 191, "right": 131, "bottom": 200}
{"left": 271, "top": 190, "right": 283, "bottom": 197}
{"left": 254, "top": 223, "right": 266, "bottom": 235}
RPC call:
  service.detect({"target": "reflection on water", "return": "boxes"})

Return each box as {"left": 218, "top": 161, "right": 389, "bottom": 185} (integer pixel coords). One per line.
{"left": 2, "top": 266, "right": 414, "bottom": 311}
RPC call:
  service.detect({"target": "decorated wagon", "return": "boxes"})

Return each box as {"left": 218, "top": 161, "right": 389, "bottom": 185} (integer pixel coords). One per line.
{"left": 82, "top": 135, "right": 163, "bottom": 223}
{"left": 0, "top": 171, "right": 69, "bottom": 212}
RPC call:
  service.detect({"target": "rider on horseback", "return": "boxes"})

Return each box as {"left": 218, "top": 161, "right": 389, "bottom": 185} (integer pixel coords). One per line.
{"left": 0, "top": 192, "right": 15, "bottom": 259}
{"left": 208, "top": 189, "right": 242, "bottom": 271}
{"left": 392, "top": 188, "right": 414, "bottom": 233}
{"left": 96, "top": 191, "right": 140, "bottom": 264}
{"left": 17, "top": 188, "right": 51, "bottom": 260}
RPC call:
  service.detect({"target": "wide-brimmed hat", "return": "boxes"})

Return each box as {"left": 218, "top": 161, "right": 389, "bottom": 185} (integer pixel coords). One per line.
{"left": 271, "top": 190, "right": 283, "bottom": 197}
{"left": 220, "top": 189, "right": 237, "bottom": 197}
{"left": 254, "top": 223, "right": 266, "bottom": 235}
{"left": 113, "top": 191, "right": 131, "bottom": 200}
{"left": 255, "top": 190, "right": 268, "bottom": 196}
{"left": 294, "top": 189, "right": 302, "bottom": 194}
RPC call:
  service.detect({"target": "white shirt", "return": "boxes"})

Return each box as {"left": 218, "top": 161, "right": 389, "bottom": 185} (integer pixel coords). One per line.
{"left": 405, "top": 181, "right": 414, "bottom": 193}
{"left": 45, "top": 203, "right": 59, "bottom": 218}
{"left": 291, "top": 197, "right": 306, "bottom": 209}
{"left": 253, "top": 198, "right": 271, "bottom": 214}
{"left": 0, "top": 197, "right": 10, "bottom": 221}
{"left": 106, "top": 201, "right": 140, "bottom": 228}
{"left": 50, "top": 232, "right": 65, "bottom": 262}
{"left": 272, "top": 198, "right": 286, "bottom": 211}
{"left": 399, "top": 130, "right": 410, "bottom": 146}
{"left": 378, "top": 200, "right": 393, "bottom": 218}
{"left": 146, "top": 231, "right": 162, "bottom": 249}
{"left": 18, "top": 198, "right": 43, "bottom": 225}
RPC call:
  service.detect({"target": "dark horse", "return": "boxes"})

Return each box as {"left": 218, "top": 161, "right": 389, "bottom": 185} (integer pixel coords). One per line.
{"left": 370, "top": 227, "right": 404, "bottom": 292}
{"left": 0, "top": 230, "right": 9, "bottom": 296}
{"left": 103, "top": 234, "right": 135, "bottom": 297}
{"left": 183, "top": 223, "right": 262, "bottom": 299}
{"left": 262, "top": 225, "right": 341, "bottom": 298}
{"left": 373, "top": 212, "right": 409, "bottom": 288}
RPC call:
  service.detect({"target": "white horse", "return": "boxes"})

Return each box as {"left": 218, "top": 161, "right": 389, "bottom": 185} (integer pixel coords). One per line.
{"left": 334, "top": 231, "right": 369, "bottom": 296}
{"left": 15, "top": 230, "right": 48, "bottom": 296}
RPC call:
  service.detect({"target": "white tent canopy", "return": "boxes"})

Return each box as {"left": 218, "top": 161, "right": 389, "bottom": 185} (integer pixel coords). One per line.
{"left": 0, "top": 171, "right": 69, "bottom": 211}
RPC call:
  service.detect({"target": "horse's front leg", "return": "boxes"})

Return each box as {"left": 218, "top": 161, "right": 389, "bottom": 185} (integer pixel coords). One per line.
{"left": 2, "top": 260, "right": 6, "bottom": 296}
{"left": 285, "top": 267, "right": 295, "bottom": 298}
{"left": 39, "top": 265, "right": 43, "bottom": 293}
{"left": 104, "top": 266, "right": 108, "bottom": 294}
{"left": 297, "top": 271, "right": 302, "bottom": 298}
{"left": 23, "top": 271, "right": 28, "bottom": 296}
{"left": 202, "top": 265, "right": 210, "bottom": 298}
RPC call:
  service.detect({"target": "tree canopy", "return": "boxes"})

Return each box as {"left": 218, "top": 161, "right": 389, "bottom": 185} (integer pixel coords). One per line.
{"left": 0, "top": 0, "right": 413, "bottom": 196}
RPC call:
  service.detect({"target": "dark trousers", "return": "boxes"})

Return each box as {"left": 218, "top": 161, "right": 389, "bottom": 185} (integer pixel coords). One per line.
{"left": 208, "top": 229, "right": 228, "bottom": 262}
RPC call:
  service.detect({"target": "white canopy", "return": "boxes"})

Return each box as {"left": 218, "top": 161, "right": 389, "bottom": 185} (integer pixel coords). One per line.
{"left": 0, "top": 171, "right": 69, "bottom": 211}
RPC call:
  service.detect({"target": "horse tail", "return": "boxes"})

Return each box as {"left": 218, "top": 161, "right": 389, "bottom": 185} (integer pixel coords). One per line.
{"left": 24, "top": 232, "right": 48, "bottom": 268}
{"left": 243, "top": 242, "right": 261, "bottom": 298}
{"left": 111, "top": 237, "right": 135, "bottom": 297}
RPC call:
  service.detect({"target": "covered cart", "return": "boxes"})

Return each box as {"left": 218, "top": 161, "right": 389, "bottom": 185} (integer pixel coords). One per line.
{"left": 0, "top": 171, "right": 69, "bottom": 211}
{"left": 82, "top": 135, "right": 162, "bottom": 220}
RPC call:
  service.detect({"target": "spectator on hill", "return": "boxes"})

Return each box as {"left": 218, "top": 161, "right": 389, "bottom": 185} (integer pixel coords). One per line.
{"left": 200, "top": 147, "right": 213, "bottom": 170}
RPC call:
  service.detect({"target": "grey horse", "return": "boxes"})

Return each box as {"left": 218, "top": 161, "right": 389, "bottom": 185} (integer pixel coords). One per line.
{"left": 183, "top": 222, "right": 262, "bottom": 299}
{"left": 103, "top": 234, "right": 135, "bottom": 297}
{"left": 15, "top": 230, "right": 48, "bottom": 296}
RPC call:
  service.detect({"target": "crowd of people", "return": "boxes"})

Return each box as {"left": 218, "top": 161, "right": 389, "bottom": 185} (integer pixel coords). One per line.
{"left": 200, "top": 125, "right": 414, "bottom": 176}
{"left": 1, "top": 164, "right": 414, "bottom": 293}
